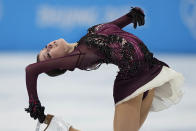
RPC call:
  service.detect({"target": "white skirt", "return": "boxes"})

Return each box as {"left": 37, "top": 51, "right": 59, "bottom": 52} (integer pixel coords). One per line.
{"left": 116, "top": 66, "right": 185, "bottom": 112}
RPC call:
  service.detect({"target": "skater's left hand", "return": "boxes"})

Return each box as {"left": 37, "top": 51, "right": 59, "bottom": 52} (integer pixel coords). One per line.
{"left": 25, "top": 100, "right": 46, "bottom": 123}
{"left": 127, "top": 7, "right": 145, "bottom": 29}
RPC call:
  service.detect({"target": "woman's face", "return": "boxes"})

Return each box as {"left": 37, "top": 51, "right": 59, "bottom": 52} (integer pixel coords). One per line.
{"left": 39, "top": 38, "right": 69, "bottom": 61}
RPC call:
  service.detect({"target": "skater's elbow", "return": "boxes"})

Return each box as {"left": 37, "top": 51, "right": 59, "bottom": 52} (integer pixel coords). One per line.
{"left": 25, "top": 64, "right": 36, "bottom": 75}
{"left": 25, "top": 65, "right": 31, "bottom": 73}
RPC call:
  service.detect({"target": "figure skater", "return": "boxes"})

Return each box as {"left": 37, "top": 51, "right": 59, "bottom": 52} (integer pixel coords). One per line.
{"left": 25, "top": 7, "right": 184, "bottom": 131}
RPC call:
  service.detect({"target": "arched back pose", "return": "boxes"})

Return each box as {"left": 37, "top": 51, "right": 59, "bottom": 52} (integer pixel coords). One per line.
{"left": 25, "top": 7, "right": 184, "bottom": 131}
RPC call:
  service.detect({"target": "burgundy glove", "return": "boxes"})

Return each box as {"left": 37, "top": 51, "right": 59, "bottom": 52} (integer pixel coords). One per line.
{"left": 25, "top": 100, "right": 46, "bottom": 123}
{"left": 127, "top": 7, "right": 145, "bottom": 29}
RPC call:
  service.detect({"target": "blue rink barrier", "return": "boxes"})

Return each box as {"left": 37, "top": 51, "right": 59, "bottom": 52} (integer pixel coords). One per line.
{"left": 0, "top": 0, "right": 195, "bottom": 53}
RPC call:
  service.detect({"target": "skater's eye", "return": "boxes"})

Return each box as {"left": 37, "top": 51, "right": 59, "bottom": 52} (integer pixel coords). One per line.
{"left": 47, "top": 52, "right": 52, "bottom": 58}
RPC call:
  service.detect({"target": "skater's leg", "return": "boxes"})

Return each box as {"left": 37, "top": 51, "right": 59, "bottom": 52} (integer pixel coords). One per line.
{"left": 113, "top": 93, "right": 143, "bottom": 131}
{"left": 139, "top": 88, "right": 155, "bottom": 128}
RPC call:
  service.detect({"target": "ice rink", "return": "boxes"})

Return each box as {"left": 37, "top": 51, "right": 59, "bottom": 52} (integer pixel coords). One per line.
{"left": 0, "top": 53, "right": 196, "bottom": 131}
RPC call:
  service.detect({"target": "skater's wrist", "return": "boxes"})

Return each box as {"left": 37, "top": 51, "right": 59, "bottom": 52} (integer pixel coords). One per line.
{"left": 29, "top": 99, "right": 41, "bottom": 105}
{"left": 25, "top": 99, "right": 46, "bottom": 123}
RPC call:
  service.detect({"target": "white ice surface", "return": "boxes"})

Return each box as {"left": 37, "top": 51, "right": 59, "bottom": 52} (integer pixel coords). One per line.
{"left": 0, "top": 52, "right": 196, "bottom": 131}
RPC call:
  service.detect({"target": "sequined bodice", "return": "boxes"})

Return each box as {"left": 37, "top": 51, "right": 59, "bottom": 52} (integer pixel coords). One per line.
{"left": 78, "top": 23, "right": 156, "bottom": 76}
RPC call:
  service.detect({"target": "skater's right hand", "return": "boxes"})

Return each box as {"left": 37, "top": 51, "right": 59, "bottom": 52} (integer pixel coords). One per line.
{"left": 25, "top": 100, "right": 46, "bottom": 123}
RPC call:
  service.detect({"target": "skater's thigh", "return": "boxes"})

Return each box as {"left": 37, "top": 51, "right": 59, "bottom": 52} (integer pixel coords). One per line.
{"left": 114, "top": 93, "right": 143, "bottom": 131}
{"left": 140, "top": 88, "right": 155, "bottom": 127}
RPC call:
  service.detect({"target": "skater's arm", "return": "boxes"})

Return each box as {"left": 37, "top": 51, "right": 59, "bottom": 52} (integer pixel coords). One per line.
{"left": 107, "top": 7, "right": 145, "bottom": 29}
{"left": 108, "top": 12, "right": 134, "bottom": 29}
{"left": 25, "top": 51, "right": 84, "bottom": 102}
{"left": 25, "top": 44, "right": 103, "bottom": 103}
{"left": 25, "top": 45, "right": 103, "bottom": 122}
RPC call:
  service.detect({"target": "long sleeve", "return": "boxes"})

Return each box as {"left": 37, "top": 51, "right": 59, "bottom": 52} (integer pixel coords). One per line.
{"left": 25, "top": 45, "right": 102, "bottom": 102}
{"left": 107, "top": 12, "right": 133, "bottom": 29}
{"left": 86, "top": 12, "right": 134, "bottom": 35}
{"left": 25, "top": 50, "right": 81, "bottom": 102}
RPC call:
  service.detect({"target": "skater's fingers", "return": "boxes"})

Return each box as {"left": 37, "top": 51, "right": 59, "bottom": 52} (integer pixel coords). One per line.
{"left": 134, "top": 20, "right": 137, "bottom": 29}
{"left": 25, "top": 108, "right": 30, "bottom": 112}
{"left": 33, "top": 113, "right": 38, "bottom": 120}
{"left": 140, "top": 15, "right": 145, "bottom": 25}
{"left": 137, "top": 15, "right": 145, "bottom": 26}
{"left": 138, "top": 16, "right": 144, "bottom": 26}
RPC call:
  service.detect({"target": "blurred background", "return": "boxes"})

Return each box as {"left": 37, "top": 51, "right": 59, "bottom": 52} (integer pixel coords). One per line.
{"left": 0, "top": 0, "right": 195, "bottom": 131}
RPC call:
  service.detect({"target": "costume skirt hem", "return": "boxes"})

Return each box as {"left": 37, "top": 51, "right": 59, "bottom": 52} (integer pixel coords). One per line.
{"left": 115, "top": 66, "right": 185, "bottom": 112}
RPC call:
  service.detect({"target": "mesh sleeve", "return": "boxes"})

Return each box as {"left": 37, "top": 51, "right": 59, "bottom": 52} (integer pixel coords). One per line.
{"left": 25, "top": 50, "right": 83, "bottom": 102}
{"left": 107, "top": 12, "right": 133, "bottom": 29}
{"left": 25, "top": 44, "right": 103, "bottom": 102}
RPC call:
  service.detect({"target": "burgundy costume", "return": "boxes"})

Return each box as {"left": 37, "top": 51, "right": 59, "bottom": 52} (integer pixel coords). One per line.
{"left": 25, "top": 10, "right": 169, "bottom": 106}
